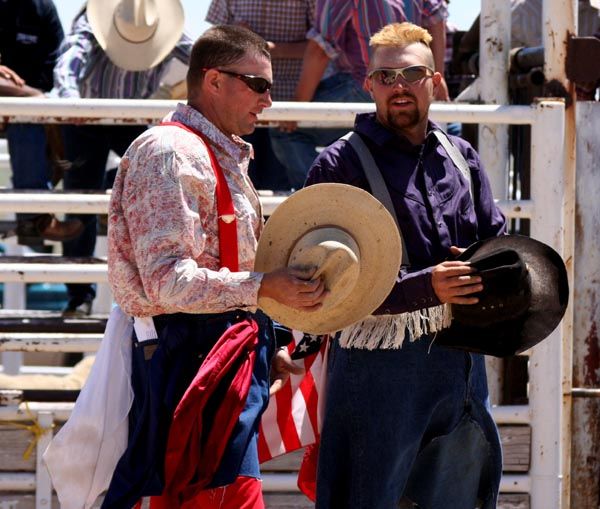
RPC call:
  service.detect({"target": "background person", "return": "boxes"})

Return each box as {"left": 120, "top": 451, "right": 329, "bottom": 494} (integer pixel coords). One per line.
{"left": 0, "top": 0, "right": 83, "bottom": 245}
{"left": 52, "top": 0, "right": 193, "bottom": 316}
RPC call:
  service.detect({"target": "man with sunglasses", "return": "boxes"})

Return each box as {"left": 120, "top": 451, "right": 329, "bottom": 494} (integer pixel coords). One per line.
{"left": 305, "top": 22, "right": 506, "bottom": 508}
{"left": 99, "top": 25, "right": 327, "bottom": 508}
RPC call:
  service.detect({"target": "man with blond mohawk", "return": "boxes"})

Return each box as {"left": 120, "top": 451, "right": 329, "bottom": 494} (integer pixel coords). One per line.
{"left": 305, "top": 22, "right": 506, "bottom": 509}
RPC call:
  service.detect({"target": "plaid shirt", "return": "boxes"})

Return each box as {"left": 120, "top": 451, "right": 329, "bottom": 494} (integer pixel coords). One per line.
{"left": 206, "top": 0, "right": 315, "bottom": 101}
{"left": 310, "top": 0, "right": 448, "bottom": 85}
{"left": 52, "top": 11, "right": 192, "bottom": 99}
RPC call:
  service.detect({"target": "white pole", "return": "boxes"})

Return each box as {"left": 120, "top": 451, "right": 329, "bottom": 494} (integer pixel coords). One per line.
{"left": 35, "top": 411, "right": 54, "bottom": 509}
{"left": 478, "top": 0, "right": 511, "bottom": 199}
{"left": 2, "top": 242, "right": 25, "bottom": 375}
{"left": 528, "top": 100, "right": 567, "bottom": 509}
{"left": 542, "top": 1, "right": 577, "bottom": 507}
{"left": 571, "top": 102, "right": 600, "bottom": 508}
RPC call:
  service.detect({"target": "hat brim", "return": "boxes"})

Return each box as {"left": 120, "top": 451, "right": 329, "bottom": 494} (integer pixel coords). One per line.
{"left": 255, "top": 184, "right": 402, "bottom": 334}
{"left": 87, "top": 0, "right": 184, "bottom": 71}
{"left": 435, "top": 235, "right": 569, "bottom": 357}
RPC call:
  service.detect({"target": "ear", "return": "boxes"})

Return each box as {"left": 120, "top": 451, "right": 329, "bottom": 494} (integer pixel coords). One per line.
{"left": 364, "top": 76, "right": 375, "bottom": 98}
{"left": 432, "top": 71, "right": 443, "bottom": 87}
{"left": 203, "top": 68, "right": 223, "bottom": 96}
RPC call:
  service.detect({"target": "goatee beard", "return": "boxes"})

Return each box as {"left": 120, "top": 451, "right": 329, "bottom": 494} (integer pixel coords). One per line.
{"left": 386, "top": 93, "right": 420, "bottom": 130}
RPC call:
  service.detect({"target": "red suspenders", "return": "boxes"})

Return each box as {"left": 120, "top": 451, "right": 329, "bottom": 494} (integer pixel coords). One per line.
{"left": 160, "top": 121, "right": 239, "bottom": 272}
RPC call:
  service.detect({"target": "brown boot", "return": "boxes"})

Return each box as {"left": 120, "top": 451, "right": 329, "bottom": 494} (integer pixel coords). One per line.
{"left": 38, "top": 214, "right": 85, "bottom": 242}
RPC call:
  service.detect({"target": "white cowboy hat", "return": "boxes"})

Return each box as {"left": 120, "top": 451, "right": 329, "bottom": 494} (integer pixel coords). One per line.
{"left": 87, "top": 0, "right": 184, "bottom": 71}
{"left": 255, "top": 183, "right": 402, "bottom": 334}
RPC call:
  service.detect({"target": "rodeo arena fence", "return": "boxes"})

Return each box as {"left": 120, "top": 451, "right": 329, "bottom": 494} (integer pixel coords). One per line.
{"left": 0, "top": 0, "right": 599, "bottom": 506}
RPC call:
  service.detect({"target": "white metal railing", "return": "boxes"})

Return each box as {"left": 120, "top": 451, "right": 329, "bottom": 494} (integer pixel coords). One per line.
{"left": 0, "top": 99, "right": 569, "bottom": 508}
{"left": 0, "top": 97, "right": 540, "bottom": 126}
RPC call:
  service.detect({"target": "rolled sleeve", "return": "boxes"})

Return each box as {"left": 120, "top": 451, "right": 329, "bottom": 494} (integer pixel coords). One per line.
{"left": 422, "top": 0, "right": 449, "bottom": 26}
{"left": 307, "top": 0, "right": 354, "bottom": 60}
{"left": 52, "top": 15, "right": 94, "bottom": 98}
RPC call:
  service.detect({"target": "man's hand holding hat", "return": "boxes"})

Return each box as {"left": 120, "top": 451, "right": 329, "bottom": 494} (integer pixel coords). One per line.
{"left": 431, "top": 246, "right": 483, "bottom": 305}
{"left": 259, "top": 267, "right": 328, "bottom": 312}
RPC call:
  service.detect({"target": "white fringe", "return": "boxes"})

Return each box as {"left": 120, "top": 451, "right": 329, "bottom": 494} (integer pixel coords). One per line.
{"left": 338, "top": 304, "right": 453, "bottom": 350}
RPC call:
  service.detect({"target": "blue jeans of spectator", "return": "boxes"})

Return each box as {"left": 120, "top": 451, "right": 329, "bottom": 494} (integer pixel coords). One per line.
{"left": 6, "top": 124, "right": 52, "bottom": 223}
{"left": 61, "top": 124, "right": 146, "bottom": 304}
{"left": 316, "top": 335, "right": 502, "bottom": 509}
{"left": 243, "top": 129, "right": 290, "bottom": 191}
{"left": 270, "top": 73, "right": 371, "bottom": 190}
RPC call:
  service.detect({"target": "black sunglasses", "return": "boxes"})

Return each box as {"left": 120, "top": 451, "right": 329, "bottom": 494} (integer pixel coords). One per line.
{"left": 368, "top": 65, "right": 434, "bottom": 86}
{"left": 209, "top": 68, "right": 272, "bottom": 94}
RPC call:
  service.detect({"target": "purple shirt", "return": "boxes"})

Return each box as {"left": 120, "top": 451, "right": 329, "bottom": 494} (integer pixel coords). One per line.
{"left": 305, "top": 112, "right": 506, "bottom": 315}
{"left": 309, "top": 0, "right": 448, "bottom": 86}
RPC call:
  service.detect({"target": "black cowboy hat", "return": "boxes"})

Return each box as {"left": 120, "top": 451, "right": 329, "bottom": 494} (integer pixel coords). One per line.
{"left": 434, "top": 234, "right": 569, "bottom": 357}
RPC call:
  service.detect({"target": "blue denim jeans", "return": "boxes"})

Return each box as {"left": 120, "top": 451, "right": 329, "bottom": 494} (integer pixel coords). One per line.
{"left": 270, "top": 73, "right": 372, "bottom": 189}
{"left": 316, "top": 335, "right": 502, "bottom": 509}
{"left": 6, "top": 124, "right": 52, "bottom": 222}
{"left": 61, "top": 124, "right": 146, "bottom": 303}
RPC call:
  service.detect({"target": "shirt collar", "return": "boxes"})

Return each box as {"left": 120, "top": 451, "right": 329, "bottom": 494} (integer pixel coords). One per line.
{"left": 169, "top": 103, "right": 253, "bottom": 164}
{"left": 354, "top": 112, "right": 442, "bottom": 154}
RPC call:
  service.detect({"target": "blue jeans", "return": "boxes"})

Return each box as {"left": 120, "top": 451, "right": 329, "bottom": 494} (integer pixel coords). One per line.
{"left": 243, "top": 129, "right": 290, "bottom": 191}
{"left": 6, "top": 124, "right": 52, "bottom": 222}
{"left": 270, "top": 73, "right": 371, "bottom": 189}
{"left": 61, "top": 124, "right": 146, "bottom": 303}
{"left": 316, "top": 335, "right": 502, "bottom": 509}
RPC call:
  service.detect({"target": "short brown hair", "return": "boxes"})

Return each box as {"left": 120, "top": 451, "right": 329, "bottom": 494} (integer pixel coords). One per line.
{"left": 186, "top": 25, "right": 271, "bottom": 98}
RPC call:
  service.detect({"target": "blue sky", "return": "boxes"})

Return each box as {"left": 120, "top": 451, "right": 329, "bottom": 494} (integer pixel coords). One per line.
{"left": 55, "top": 1, "right": 479, "bottom": 37}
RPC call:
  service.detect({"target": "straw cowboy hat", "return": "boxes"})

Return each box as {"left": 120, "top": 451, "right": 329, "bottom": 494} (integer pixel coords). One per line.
{"left": 255, "top": 183, "right": 402, "bottom": 334}
{"left": 435, "top": 234, "right": 569, "bottom": 357}
{"left": 87, "top": 0, "right": 184, "bottom": 71}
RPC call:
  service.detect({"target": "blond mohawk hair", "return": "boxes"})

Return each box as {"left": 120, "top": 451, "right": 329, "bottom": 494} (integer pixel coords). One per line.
{"left": 369, "top": 22, "right": 432, "bottom": 49}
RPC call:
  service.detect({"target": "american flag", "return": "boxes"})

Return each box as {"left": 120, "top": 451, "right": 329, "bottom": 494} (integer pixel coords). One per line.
{"left": 258, "top": 329, "right": 328, "bottom": 466}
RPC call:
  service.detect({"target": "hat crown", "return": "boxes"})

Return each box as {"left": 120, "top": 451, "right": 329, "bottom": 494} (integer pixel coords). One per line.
{"left": 113, "top": 0, "right": 159, "bottom": 43}
{"left": 452, "top": 248, "right": 531, "bottom": 327}
{"left": 289, "top": 228, "right": 361, "bottom": 311}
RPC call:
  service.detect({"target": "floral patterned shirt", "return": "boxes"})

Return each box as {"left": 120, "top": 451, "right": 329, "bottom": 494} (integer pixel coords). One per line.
{"left": 108, "top": 103, "right": 264, "bottom": 317}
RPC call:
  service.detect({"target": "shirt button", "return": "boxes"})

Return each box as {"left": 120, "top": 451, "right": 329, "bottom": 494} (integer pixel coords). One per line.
{"left": 428, "top": 190, "right": 433, "bottom": 196}
{"left": 438, "top": 221, "right": 443, "bottom": 228}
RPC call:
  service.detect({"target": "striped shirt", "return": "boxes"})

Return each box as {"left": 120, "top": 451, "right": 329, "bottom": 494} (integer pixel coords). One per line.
{"left": 206, "top": 0, "right": 316, "bottom": 101}
{"left": 310, "top": 0, "right": 448, "bottom": 86}
{"left": 52, "top": 11, "right": 192, "bottom": 99}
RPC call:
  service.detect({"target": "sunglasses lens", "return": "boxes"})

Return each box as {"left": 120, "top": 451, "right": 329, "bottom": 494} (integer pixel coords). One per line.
{"left": 402, "top": 66, "right": 428, "bottom": 82}
{"left": 378, "top": 70, "right": 399, "bottom": 86}
{"left": 246, "top": 77, "right": 271, "bottom": 94}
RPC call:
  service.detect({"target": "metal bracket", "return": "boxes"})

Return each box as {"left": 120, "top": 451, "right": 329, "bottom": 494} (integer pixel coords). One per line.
{"left": 566, "top": 36, "right": 600, "bottom": 83}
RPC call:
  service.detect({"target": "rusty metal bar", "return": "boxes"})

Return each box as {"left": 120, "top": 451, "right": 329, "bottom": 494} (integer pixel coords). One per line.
{"left": 571, "top": 389, "right": 600, "bottom": 398}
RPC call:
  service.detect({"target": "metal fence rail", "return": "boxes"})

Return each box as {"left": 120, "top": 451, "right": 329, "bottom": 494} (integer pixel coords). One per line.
{"left": 0, "top": 99, "right": 569, "bottom": 509}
